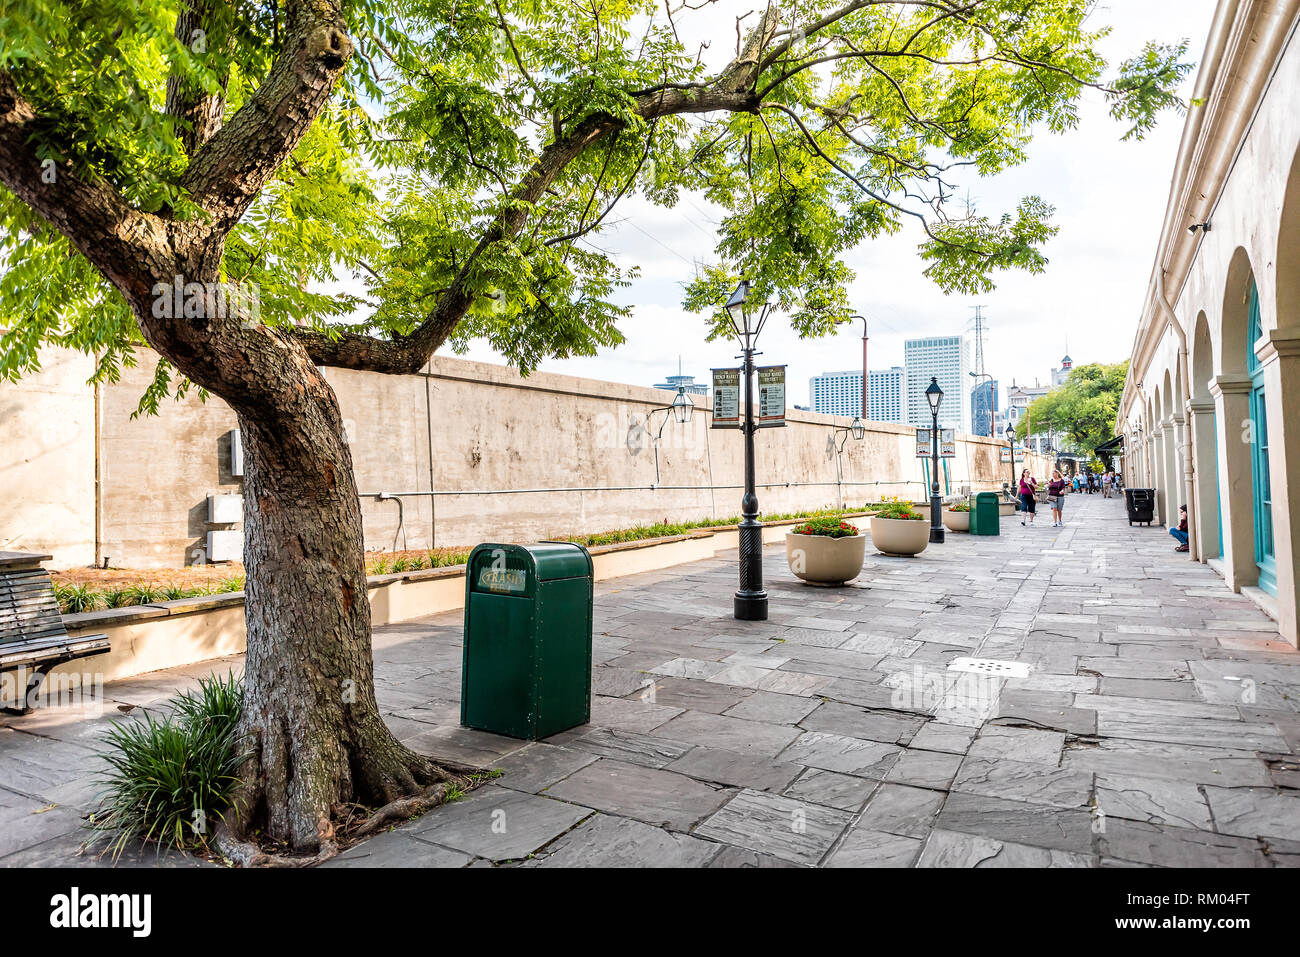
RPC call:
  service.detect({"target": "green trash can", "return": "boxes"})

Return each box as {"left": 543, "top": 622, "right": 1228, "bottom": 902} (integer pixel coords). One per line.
{"left": 969, "top": 492, "right": 1001, "bottom": 536}
{"left": 461, "top": 542, "right": 593, "bottom": 740}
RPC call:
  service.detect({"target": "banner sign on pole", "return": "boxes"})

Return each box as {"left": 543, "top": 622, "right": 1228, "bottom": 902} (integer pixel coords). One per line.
{"left": 941, "top": 429, "right": 956, "bottom": 458}
{"left": 756, "top": 365, "right": 787, "bottom": 428}
{"left": 1000, "top": 448, "right": 1026, "bottom": 463}
{"left": 915, "top": 428, "right": 930, "bottom": 457}
{"left": 711, "top": 368, "right": 741, "bottom": 429}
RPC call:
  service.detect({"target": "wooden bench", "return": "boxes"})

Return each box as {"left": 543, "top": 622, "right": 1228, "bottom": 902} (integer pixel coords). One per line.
{"left": 0, "top": 552, "right": 110, "bottom": 715}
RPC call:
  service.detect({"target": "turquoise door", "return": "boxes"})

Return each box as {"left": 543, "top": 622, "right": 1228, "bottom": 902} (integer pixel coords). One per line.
{"left": 1247, "top": 283, "right": 1277, "bottom": 595}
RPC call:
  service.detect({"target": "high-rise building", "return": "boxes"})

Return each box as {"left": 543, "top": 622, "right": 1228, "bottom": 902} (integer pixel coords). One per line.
{"left": 971, "top": 378, "right": 1000, "bottom": 438}
{"left": 809, "top": 367, "right": 905, "bottom": 422}
{"left": 904, "top": 335, "right": 971, "bottom": 433}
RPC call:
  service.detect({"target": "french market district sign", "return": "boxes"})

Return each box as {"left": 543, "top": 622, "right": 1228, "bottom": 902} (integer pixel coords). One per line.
{"left": 756, "top": 365, "right": 787, "bottom": 428}
{"left": 915, "top": 428, "right": 957, "bottom": 458}
{"left": 711, "top": 368, "right": 740, "bottom": 429}
{"left": 711, "top": 366, "right": 787, "bottom": 429}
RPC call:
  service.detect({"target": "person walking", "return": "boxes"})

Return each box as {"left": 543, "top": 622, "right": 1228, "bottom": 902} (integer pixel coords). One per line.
{"left": 1018, "top": 469, "right": 1038, "bottom": 526}
{"left": 1072, "top": 473, "right": 1083, "bottom": 494}
{"left": 1101, "top": 470, "right": 1112, "bottom": 498}
{"left": 1047, "top": 469, "right": 1068, "bottom": 527}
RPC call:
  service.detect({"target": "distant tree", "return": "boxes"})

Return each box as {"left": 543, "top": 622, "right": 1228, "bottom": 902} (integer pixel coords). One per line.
{"left": 1017, "top": 360, "right": 1130, "bottom": 455}
{"left": 0, "top": 1, "right": 1187, "bottom": 857}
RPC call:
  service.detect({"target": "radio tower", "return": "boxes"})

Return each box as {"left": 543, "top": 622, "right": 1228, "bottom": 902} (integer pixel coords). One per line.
{"left": 970, "top": 305, "right": 989, "bottom": 377}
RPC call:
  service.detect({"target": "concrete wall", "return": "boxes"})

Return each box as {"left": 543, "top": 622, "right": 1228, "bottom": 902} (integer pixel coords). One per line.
{"left": 0, "top": 347, "right": 96, "bottom": 566}
{"left": 1, "top": 347, "right": 1042, "bottom": 569}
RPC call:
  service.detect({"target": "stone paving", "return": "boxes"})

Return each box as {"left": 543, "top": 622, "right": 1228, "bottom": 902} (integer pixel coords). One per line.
{"left": 3, "top": 492, "right": 1300, "bottom": 867}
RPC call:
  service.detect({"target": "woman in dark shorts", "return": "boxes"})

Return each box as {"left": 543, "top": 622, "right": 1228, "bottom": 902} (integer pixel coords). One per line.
{"left": 1047, "top": 469, "right": 1067, "bottom": 527}
{"left": 1018, "top": 469, "right": 1038, "bottom": 526}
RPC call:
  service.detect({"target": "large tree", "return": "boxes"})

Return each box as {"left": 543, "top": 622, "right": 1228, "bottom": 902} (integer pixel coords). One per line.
{"left": 0, "top": 0, "right": 1189, "bottom": 856}
{"left": 1016, "top": 359, "right": 1130, "bottom": 456}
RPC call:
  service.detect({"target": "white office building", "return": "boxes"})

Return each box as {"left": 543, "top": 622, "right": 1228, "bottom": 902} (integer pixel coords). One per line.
{"left": 809, "top": 367, "right": 906, "bottom": 422}
{"left": 904, "top": 336, "right": 971, "bottom": 433}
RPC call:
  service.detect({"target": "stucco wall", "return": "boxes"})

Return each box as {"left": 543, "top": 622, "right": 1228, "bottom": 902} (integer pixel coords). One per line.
{"left": 1, "top": 346, "right": 1040, "bottom": 569}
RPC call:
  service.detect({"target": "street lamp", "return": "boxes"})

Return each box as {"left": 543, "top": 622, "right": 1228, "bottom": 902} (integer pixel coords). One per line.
{"left": 1005, "top": 421, "right": 1017, "bottom": 501}
{"left": 852, "top": 314, "right": 869, "bottom": 423}
{"left": 830, "top": 417, "right": 866, "bottom": 510}
{"left": 925, "top": 376, "right": 945, "bottom": 544}
{"left": 643, "top": 386, "right": 695, "bottom": 484}
{"left": 725, "top": 279, "right": 774, "bottom": 621}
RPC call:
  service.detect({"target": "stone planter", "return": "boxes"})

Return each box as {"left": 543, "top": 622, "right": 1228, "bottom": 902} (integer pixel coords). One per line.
{"left": 869, "top": 516, "right": 930, "bottom": 557}
{"left": 942, "top": 508, "right": 971, "bottom": 532}
{"left": 785, "top": 532, "right": 867, "bottom": 586}
{"left": 998, "top": 501, "right": 1016, "bottom": 517}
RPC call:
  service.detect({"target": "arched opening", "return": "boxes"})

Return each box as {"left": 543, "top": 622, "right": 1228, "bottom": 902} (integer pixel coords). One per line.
{"left": 1191, "top": 311, "right": 1222, "bottom": 558}
{"left": 1219, "top": 247, "right": 1273, "bottom": 594}
{"left": 1267, "top": 140, "right": 1300, "bottom": 641}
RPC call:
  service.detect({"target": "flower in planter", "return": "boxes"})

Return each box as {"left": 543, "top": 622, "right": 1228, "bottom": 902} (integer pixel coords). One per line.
{"left": 948, "top": 502, "right": 971, "bottom": 513}
{"left": 791, "top": 517, "right": 859, "bottom": 538}
{"left": 874, "top": 502, "right": 926, "bottom": 521}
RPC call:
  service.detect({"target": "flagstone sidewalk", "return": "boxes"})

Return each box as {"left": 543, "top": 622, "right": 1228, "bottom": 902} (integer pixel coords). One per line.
{"left": 3, "top": 493, "right": 1298, "bottom": 867}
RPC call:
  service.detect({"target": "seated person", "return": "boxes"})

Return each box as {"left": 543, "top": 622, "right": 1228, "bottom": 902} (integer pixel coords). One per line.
{"left": 1169, "top": 504, "right": 1189, "bottom": 552}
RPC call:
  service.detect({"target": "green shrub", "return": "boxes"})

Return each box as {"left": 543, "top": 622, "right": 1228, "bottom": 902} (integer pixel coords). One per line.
{"left": 217, "top": 575, "right": 245, "bottom": 593}
{"left": 88, "top": 672, "right": 245, "bottom": 860}
{"left": 162, "top": 585, "right": 194, "bottom": 601}
{"left": 103, "top": 587, "right": 132, "bottom": 609}
{"left": 790, "top": 517, "right": 859, "bottom": 538}
{"left": 390, "top": 556, "right": 410, "bottom": 572}
{"left": 53, "top": 582, "right": 104, "bottom": 615}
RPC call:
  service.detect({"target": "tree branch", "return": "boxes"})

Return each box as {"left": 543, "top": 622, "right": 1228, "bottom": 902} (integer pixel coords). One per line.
{"left": 0, "top": 72, "right": 166, "bottom": 304}
{"left": 179, "top": 0, "right": 354, "bottom": 233}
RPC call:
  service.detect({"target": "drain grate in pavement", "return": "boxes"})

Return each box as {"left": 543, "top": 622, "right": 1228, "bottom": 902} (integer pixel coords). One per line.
{"left": 947, "top": 657, "right": 1032, "bottom": 678}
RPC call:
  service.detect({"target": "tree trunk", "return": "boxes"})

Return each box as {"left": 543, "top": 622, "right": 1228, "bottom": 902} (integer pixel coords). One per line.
{"left": 226, "top": 364, "right": 449, "bottom": 851}
{"left": 126, "top": 262, "right": 451, "bottom": 852}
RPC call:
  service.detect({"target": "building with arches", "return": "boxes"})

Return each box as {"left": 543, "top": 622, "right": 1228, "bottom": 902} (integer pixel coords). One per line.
{"left": 1120, "top": 0, "right": 1300, "bottom": 645}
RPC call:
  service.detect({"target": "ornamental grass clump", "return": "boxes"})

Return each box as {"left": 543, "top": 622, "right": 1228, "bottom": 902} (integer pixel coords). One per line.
{"left": 89, "top": 672, "right": 245, "bottom": 861}
{"left": 790, "top": 517, "right": 859, "bottom": 538}
{"left": 52, "top": 582, "right": 103, "bottom": 614}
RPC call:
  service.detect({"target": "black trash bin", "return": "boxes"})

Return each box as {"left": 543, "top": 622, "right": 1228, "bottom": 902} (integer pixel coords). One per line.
{"left": 1124, "top": 488, "right": 1156, "bottom": 527}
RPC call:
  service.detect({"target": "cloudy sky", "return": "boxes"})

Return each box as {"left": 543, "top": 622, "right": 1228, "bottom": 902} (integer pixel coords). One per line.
{"left": 457, "top": 0, "right": 1220, "bottom": 411}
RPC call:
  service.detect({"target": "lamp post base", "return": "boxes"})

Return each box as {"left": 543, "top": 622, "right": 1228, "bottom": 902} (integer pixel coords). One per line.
{"left": 930, "top": 494, "right": 945, "bottom": 544}
{"left": 734, "top": 592, "right": 769, "bottom": 621}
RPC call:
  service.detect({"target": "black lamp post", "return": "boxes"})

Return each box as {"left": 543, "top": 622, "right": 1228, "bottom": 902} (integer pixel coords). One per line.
{"left": 925, "top": 376, "right": 944, "bottom": 544}
{"left": 1005, "top": 421, "right": 1017, "bottom": 500}
{"left": 725, "top": 279, "right": 773, "bottom": 621}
